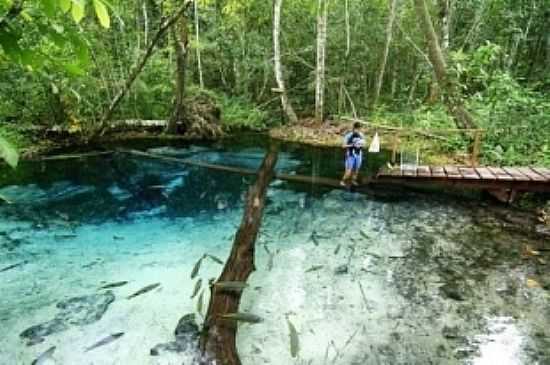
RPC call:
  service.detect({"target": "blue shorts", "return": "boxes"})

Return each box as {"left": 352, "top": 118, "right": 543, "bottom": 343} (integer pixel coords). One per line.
{"left": 345, "top": 153, "right": 362, "bottom": 172}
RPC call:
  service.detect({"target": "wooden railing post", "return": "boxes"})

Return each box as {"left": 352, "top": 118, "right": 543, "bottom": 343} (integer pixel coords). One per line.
{"left": 471, "top": 130, "right": 481, "bottom": 167}
{"left": 391, "top": 131, "right": 400, "bottom": 164}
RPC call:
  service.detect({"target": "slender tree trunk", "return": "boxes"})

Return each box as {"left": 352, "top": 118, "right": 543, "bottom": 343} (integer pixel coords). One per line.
{"left": 390, "top": 64, "right": 398, "bottom": 100}
{"left": 315, "top": 0, "right": 328, "bottom": 122}
{"left": 143, "top": 1, "right": 149, "bottom": 47}
{"left": 273, "top": 0, "right": 298, "bottom": 124}
{"left": 345, "top": 0, "right": 350, "bottom": 59}
{"left": 373, "top": 0, "right": 398, "bottom": 106}
{"left": 194, "top": 0, "right": 204, "bottom": 88}
{"left": 408, "top": 65, "right": 422, "bottom": 105}
{"left": 439, "top": 0, "right": 451, "bottom": 52}
{"left": 166, "top": 17, "right": 189, "bottom": 134}
{"left": 413, "top": 0, "right": 475, "bottom": 129}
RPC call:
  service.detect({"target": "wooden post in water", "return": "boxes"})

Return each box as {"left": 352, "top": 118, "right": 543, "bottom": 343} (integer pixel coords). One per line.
{"left": 199, "top": 144, "right": 279, "bottom": 365}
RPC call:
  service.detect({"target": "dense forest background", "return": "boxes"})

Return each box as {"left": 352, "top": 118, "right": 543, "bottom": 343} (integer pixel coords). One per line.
{"left": 0, "top": 0, "right": 549, "bottom": 166}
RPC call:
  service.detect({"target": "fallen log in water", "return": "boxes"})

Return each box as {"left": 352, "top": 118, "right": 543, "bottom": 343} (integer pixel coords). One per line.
{"left": 121, "top": 149, "right": 355, "bottom": 189}
{"left": 199, "top": 144, "right": 278, "bottom": 365}
{"left": 36, "top": 151, "right": 115, "bottom": 161}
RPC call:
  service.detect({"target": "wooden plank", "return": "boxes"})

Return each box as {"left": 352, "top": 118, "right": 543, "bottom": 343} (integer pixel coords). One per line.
{"left": 444, "top": 166, "right": 462, "bottom": 179}
{"left": 487, "top": 167, "right": 515, "bottom": 181}
{"left": 430, "top": 166, "right": 447, "bottom": 178}
{"left": 459, "top": 167, "right": 480, "bottom": 180}
{"left": 523, "top": 168, "right": 548, "bottom": 182}
{"left": 503, "top": 167, "right": 531, "bottom": 181}
{"left": 475, "top": 167, "right": 496, "bottom": 180}
{"left": 532, "top": 167, "right": 550, "bottom": 180}
{"left": 417, "top": 166, "right": 431, "bottom": 178}
{"left": 402, "top": 167, "right": 417, "bottom": 177}
{"left": 376, "top": 167, "right": 402, "bottom": 178}
{"left": 390, "top": 168, "right": 404, "bottom": 177}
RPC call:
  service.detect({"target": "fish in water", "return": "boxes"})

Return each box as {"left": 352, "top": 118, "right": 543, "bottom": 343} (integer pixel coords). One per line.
{"left": 219, "top": 313, "right": 263, "bottom": 324}
{"left": 286, "top": 316, "right": 300, "bottom": 358}
{"left": 113, "top": 235, "right": 125, "bottom": 241}
{"left": 190, "top": 256, "right": 205, "bottom": 279}
{"left": 100, "top": 281, "right": 129, "bottom": 290}
{"left": 305, "top": 265, "right": 324, "bottom": 273}
{"left": 127, "top": 283, "right": 161, "bottom": 299}
{"left": 191, "top": 279, "right": 202, "bottom": 299}
{"left": 214, "top": 281, "right": 248, "bottom": 292}
{"left": 196, "top": 290, "right": 204, "bottom": 315}
{"left": 310, "top": 232, "right": 320, "bottom": 246}
{"left": 0, "top": 193, "right": 13, "bottom": 204}
{"left": 31, "top": 346, "right": 56, "bottom": 365}
{"left": 360, "top": 230, "right": 369, "bottom": 240}
{"left": 85, "top": 332, "right": 124, "bottom": 352}
{"left": 206, "top": 254, "right": 224, "bottom": 265}
{"left": 54, "top": 234, "right": 78, "bottom": 240}
{"left": 0, "top": 261, "right": 26, "bottom": 273}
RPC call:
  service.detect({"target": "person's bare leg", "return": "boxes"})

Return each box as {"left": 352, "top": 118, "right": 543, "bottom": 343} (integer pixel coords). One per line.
{"left": 340, "top": 169, "right": 352, "bottom": 186}
{"left": 351, "top": 171, "right": 359, "bottom": 185}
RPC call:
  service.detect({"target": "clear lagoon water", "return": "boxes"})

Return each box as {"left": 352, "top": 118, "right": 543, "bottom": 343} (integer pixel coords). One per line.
{"left": 0, "top": 138, "right": 548, "bottom": 365}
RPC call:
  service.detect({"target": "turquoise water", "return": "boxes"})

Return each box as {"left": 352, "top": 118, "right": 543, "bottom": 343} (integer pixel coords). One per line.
{"left": 0, "top": 140, "right": 548, "bottom": 364}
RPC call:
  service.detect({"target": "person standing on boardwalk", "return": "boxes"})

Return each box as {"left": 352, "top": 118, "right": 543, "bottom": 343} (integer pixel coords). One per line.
{"left": 340, "top": 122, "right": 366, "bottom": 187}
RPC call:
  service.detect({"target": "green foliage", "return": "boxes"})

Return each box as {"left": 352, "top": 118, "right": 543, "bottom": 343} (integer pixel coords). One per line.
{"left": 0, "top": 131, "right": 19, "bottom": 168}
{"left": 0, "top": 0, "right": 548, "bottom": 169}
{"left": 186, "top": 85, "right": 268, "bottom": 130}
{"left": 470, "top": 75, "right": 550, "bottom": 166}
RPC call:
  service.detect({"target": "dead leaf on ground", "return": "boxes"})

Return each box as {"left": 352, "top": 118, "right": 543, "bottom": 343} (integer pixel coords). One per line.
{"left": 526, "top": 278, "right": 541, "bottom": 288}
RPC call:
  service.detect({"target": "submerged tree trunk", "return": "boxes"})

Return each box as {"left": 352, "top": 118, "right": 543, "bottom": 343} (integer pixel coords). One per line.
{"left": 315, "top": 0, "right": 328, "bottom": 122}
{"left": 373, "top": 0, "right": 398, "bottom": 106}
{"left": 166, "top": 16, "right": 189, "bottom": 134}
{"left": 200, "top": 145, "right": 279, "bottom": 365}
{"left": 273, "top": 0, "right": 298, "bottom": 124}
{"left": 413, "top": 0, "right": 475, "bottom": 129}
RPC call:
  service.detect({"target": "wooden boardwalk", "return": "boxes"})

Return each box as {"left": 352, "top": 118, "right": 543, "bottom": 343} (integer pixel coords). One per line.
{"left": 376, "top": 166, "right": 550, "bottom": 200}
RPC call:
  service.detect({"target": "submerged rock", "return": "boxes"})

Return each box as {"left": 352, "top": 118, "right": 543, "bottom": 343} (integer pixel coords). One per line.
{"left": 20, "top": 291, "right": 115, "bottom": 345}
{"left": 334, "top": 265, "right": 349, "bottom": 275}
{"left": 439, "top": 283, "right": 465, "bottom": 301}
{"left": 150, "top": 313, "right": 200, "bottom": 356}
{"left": 442, "top": 325, "right": 460, "bottom": 339}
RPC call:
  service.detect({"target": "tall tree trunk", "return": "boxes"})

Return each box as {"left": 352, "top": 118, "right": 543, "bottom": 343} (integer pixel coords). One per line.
{"left": 315, "top": 0, "right": 328, "bottom": 122}
{"left": 373, "top": 0, "right": 398, "bottom": 106}
{"left": 413, "top": 0, "right": 475, "bottom": 129}
{"left": 194, "top": 0, "right": 204, "bottom": 89}
{"left": 273, "top": 0, "right": 298, "bottom": 124}
{"left": 408, "top": 63, "right": 422, "bottom": 105}
{"left": 345, "top": 0, "right": 350, "bottom": 59}
{"left": 166, "top": 16, "right": 189, "bottom": 134}
{"left": 439, "top": 0, "right": 451, "bottom": 52}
